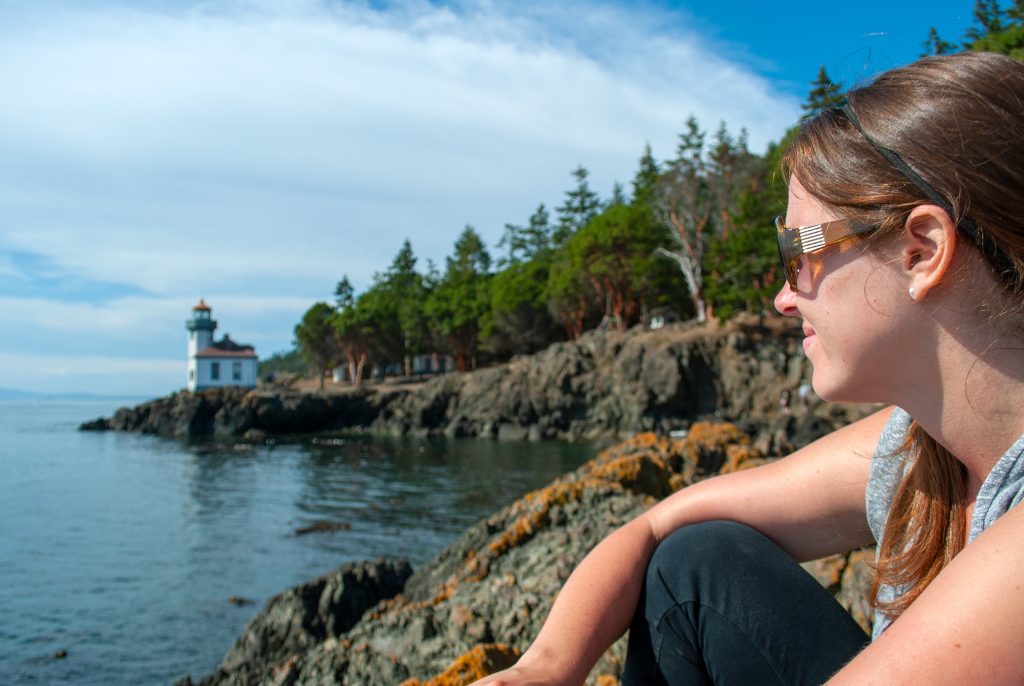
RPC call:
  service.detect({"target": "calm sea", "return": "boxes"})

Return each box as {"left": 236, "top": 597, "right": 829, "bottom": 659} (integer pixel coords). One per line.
{"left": 0, "top": 399, "right": 592, "bottom": 686}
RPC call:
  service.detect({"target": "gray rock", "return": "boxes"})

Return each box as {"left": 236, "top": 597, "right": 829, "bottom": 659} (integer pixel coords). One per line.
{"left": 187, "top": 559, "right": 412, "bottom": 686}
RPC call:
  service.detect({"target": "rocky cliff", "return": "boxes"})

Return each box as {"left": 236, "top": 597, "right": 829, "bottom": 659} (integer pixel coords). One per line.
{"left": 82, "top": 315, "right": 876, "bottom": 452}
{"left": 174, "top": 424, "right": 874, "bottom": 686}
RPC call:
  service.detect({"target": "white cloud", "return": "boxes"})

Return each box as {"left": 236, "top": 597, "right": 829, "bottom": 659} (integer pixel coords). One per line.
{"left": 0, "top": 0, "right": 801, "bottom": 393}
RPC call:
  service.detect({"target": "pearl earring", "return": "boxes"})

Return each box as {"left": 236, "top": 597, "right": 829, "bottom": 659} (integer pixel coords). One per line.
{"left": 909, "top": 286, "right": 917, "bottom": 301}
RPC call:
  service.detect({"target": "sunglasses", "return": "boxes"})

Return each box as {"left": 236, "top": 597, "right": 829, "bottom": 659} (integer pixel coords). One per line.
{"left": 775, "top": 216, "right": 877, "bottom": 290}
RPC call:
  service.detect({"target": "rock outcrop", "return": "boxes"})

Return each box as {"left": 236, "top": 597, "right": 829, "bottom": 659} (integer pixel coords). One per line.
{"left": 176, "top": 424, "right": 874, "bottom": 686}
{"left": 82, "top": 316, "right": 877, "bottom": 449}
{"left": 178, "top": 559, "right": 412, "bottom": 686}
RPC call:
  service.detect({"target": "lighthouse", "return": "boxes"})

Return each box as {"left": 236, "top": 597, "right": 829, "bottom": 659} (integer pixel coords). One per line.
{"left": 186, "top": 299, "right": 217, "bottom": 359}
{"left": 185, "top": 300, "right": 258, "bottom": 391}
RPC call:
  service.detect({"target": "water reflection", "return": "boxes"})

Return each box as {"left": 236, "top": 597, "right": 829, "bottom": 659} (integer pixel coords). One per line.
{"left": 2, "top": 402, "right": 594, "bottom": 686}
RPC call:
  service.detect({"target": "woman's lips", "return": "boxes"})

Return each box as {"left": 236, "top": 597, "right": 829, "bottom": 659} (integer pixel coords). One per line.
{"left": 802, "top": 324, "right": 816, "bottom": 352}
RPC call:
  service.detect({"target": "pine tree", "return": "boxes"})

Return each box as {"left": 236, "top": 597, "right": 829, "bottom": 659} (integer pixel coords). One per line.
{"left": 922, "top": 26, "right": 956, "bottom": 55}
{"left": 608, "top": 182, "right": 627, "bottom": 208}
{"left": 801, "top": 66, "right": 844, "bottom": 121}
{"left": 498, "top": 203, "right": 551, "bottom": 266}
{"left": 554, "top": 165, "right": 601, "bottom": 245}
{"left": 967, "top": 0, "right": 1006, "bottom": 41}
{"left": 631, "top": 143, "right": 660, "bottom": 207}
{"left": 965, "top": 0, "right": 1024, "bottom": 59}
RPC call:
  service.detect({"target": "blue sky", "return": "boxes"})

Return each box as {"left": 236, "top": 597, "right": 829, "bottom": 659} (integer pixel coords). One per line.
{"left": 0, "top": 0, "right": 976, "bottom": 395}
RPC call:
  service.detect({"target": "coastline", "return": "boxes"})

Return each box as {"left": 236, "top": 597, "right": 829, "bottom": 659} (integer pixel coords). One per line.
{"left": 82, "top": 315, "right": 879, "bottom": 455}
{"left": 174, "top": 425, "right": 873, "bottom": 685}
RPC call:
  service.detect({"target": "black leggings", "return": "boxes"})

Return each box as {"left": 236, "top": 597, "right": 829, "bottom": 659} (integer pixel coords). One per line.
{"left": 621, "top": 521, "right": 869, "bottom": 686}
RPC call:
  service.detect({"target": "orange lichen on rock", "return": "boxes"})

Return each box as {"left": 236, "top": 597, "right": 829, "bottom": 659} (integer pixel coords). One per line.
{"left": 589, "top": 453, "right": 672, "bottom": 498}
{"left": 595, "top": 675, "right": 621, "bottom": 686}
{"left": 678, "top": 421, "right": 755, "bottom": 475}
{"left": 401, "top": 643, "right": 521, "bottom": 686}
{"left": 719, "top": 443, "right": 765, "bottom": 474}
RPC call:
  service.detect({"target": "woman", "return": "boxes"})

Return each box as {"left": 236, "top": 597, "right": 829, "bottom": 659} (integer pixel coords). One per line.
{"left": 475, "top": 50, "right": 1024, "bottom": 685}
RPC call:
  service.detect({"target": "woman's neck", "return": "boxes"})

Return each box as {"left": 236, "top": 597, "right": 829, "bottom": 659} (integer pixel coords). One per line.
{"left": 895, "top": 317, "right": 1024, "bottom": 489}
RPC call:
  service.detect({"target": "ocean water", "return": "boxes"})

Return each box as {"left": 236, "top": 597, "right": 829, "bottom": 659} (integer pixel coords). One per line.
{"left": 0, "top": 399, "right": 591, "bottom": 686}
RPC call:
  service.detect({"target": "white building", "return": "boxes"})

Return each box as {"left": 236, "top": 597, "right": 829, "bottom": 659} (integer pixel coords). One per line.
{"left": 186, "top": 300, "right": 258, "bottom": 391}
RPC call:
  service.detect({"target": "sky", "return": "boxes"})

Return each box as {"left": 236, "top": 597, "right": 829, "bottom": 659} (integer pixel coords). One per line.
{"left": 0, "top": 0, "right": 977, "bottom": 396}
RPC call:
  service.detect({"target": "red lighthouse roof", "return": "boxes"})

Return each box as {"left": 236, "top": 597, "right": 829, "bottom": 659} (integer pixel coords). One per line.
{"left": 192, "top": 299, "right": 211, "bottom": 312}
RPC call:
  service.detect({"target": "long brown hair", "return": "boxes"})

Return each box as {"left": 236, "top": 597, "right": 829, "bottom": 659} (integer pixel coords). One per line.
{"left": 783, "top": 52, "right": 1024, "bottom": 620}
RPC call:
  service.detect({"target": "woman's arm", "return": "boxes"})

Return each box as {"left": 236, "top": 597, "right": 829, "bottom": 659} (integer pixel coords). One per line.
{"left": 827, "top": 501, "right": 1024, "bottom": 685}
{"left": 474, "top": 407, "right": 893, "bottom": 685}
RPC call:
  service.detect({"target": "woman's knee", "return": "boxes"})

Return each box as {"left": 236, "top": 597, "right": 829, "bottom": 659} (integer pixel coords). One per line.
{"left": 648, "top": 520, "right": 768, "bottom": 582}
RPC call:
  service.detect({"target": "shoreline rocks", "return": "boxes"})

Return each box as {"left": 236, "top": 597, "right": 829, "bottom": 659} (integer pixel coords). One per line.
{"left": 175, "top": 425, "right": 874, "bottom": 686}
{"left": 81, "top": 316, "right": 878, "bottom": 451}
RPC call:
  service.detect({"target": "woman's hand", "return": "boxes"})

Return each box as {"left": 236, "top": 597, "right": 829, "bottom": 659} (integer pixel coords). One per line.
{"left": 469, "top": 663, "right": 557, "bottom": 686}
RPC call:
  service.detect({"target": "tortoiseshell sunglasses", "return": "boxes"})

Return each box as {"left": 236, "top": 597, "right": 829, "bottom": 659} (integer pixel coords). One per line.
{"left": 775, "top": 216, "right": 877, "bottom": 290}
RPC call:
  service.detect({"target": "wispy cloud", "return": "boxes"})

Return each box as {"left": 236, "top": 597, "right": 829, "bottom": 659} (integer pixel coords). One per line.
{"left": 0, "top": 0, "right": 800, "bottom": 393}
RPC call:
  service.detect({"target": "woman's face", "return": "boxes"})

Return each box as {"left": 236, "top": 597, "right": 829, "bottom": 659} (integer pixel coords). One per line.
{"left": 774, "top": 177, "right": 908, "bottom": 403}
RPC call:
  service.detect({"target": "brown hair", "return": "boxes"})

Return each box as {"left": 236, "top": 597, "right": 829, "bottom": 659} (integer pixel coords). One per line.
{"left": 783, "top": 52, "right": 1024, "bottom": 620}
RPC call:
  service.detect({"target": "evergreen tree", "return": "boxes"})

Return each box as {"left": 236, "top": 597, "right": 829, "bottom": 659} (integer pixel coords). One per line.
{"left": 334, "top": 277, "right": 354, "bottom": 310}
{"left": 801, "top": 66, "right": 844, "bottom": 121}
{"left": 966, "top": 0, "right": 1024, "bottom": 58}
{"left": 967, "top": 0, "right": 1006, "bottom": 41}
{"left": 922, "top": 26, "right": 956, "bottom": 55}
{"left": 608, "top": 182, "right": 627, "bottom": 208}
{"left": 631, "top": 143, "right": 660, "bottom": 208}
{"left": 497, "top": 203, "right": 551, "bottom": 266}
{"left": 489, "top": 254, "right": 560, "bottom": 356}
{"left": 554, "top": 165, "right": 601, "bottom": 245}
{"left": 384, "top": 239, "right": 427, "bottom": 376}
{"left": 424, "top": 227, "right": 492, "bottom": 371}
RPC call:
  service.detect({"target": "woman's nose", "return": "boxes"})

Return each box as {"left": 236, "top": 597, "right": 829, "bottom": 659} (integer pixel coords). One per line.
{"left": 774, "top": 281, "right": 798, "bottom": 317}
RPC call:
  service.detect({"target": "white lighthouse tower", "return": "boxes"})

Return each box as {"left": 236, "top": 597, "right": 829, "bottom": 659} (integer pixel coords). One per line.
{"left": 184, "top": 300, "right": 258, "bottom": 391}
{"left": 187, "top": 299, "right": 217, "bottom": 358}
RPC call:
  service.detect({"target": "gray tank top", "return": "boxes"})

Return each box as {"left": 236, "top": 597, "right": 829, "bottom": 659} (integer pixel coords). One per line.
{"left": 866, "top": 407, "right": 1024, "bottom": 639}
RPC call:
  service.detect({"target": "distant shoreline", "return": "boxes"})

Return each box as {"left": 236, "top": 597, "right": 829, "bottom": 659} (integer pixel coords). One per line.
{"left": 0, "top": 388, "right": 150, "bottom": 402}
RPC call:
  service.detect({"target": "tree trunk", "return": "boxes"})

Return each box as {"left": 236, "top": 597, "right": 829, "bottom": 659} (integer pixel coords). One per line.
{"left": 355, "top": 353, "right": 367, "bottom": 387}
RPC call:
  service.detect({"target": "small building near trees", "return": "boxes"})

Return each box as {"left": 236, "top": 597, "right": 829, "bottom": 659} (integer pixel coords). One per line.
{"left": 185, "top": 300, "right": 258, "bottom": 391}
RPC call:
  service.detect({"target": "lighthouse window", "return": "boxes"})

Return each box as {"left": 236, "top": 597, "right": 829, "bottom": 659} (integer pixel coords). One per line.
{"left": 211, "top": 362, "right": 220, "bottom": 380}
{"left": 189, "top": 369, "right": 194, "bottom": 381}
{"left": 232, "top": 362, "right": 242, "bottom": 381}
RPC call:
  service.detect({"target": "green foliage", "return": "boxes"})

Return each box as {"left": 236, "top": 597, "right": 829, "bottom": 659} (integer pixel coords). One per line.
{"left": 632, "top": 143, "right": 660, "bottom": 207}
{"left": 926, "top": 1, "right": 1024, "bottom": 60}
{"left": 294, "top": 302, "right": 339, "bottom": 390}
{"left": 489, "top": 254, "right": 560, "bottom": 356}
{"left": 425, "top": 226, "right": 493, "bottom": 371}
{"left": 258, "top": 348, "right": 306, "bottom": 379}
{"left": 554, "top": 165, "right": 601, "bottom": 245}
{"left": 801, "top": 66, "right": 844, "bottom": 121}
{"left": 498, "top": 204, "right": 551, "bottom": 266}
{"left": 546, "top": 197, "right": 692, "bottom": 336}
{"left": 922, "top": 26, "right": 957, "bottom": 55}
{"left": 704, "top": 128, "right": 793, "bottom": 318}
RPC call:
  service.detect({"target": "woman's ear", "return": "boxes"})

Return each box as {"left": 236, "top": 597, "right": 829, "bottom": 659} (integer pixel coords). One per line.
{"left": 903, "top": 204, "right": 958, "bottom": 301}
